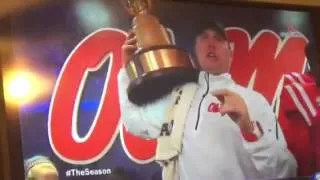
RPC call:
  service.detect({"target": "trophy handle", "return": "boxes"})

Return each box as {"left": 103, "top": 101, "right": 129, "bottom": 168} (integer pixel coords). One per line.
{"left": 122, "top": 0, "right": 153, "bottom": 16}
{"left": 165, "top": 27, "right": 176, "bottom": 45}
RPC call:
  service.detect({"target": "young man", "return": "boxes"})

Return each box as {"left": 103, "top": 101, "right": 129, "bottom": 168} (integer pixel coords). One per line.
{"left": 278, "top": 72, "right": 320, "bottom": 176}
{"left": 118, "top": 22, "right": 297, "bottom": 179}
{"left": 277, "top": 43, "right": 320, "bottom": 176}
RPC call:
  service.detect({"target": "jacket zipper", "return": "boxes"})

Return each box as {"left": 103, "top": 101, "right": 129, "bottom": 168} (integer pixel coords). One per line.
{"left": 195, "top": 72, "right": 210, "bottom": 130}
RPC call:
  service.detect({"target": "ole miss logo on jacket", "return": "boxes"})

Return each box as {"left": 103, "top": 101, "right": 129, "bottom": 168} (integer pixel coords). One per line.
{"left": 208, "top": 102, "right": 221, "bottom": 113}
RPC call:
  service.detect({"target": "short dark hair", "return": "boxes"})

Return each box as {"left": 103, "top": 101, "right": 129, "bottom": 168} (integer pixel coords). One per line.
{"left": 194, "top": 21, "right": 228, "bottom": 41}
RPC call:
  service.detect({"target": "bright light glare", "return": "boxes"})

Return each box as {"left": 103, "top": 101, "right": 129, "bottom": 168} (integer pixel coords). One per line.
{"left": 7, "top": 74, "right": 32, "bottom": 99}
{"left": 4, "top": 71, "right": 43, "bottom": 105}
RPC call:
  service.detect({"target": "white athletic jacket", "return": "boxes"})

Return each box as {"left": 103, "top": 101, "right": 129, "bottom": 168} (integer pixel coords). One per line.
{"left": 118, "top": 68, "right": 297, "bottom": 180}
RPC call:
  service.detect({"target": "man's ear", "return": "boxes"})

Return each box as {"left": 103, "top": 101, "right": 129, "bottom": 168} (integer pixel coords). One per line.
{"left": 189, "top": 54, "right": 198, "bottom": 69}
{"left": 229, "top": 42, "right": 234, "bottom": 53}
{"left": 228, "top": 42, "right": 234, "bottom": 59}
{"left": 192, "top": 41, "right": 201, "bottom": 69}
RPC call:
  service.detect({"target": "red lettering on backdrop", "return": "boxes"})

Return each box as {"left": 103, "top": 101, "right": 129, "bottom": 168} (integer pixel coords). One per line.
{"left": 49, "top": 29, "right": 123, "bottom": 163}
{"left": 49, "top": 27, "right": 308, "bottom": 164}
{"left": 49, "top": 28, "right": 156, "bottom": 164}
{"left": 227, "top": 28, "right": 308, "bottom": 105}
{"left": 120, "top": 126, "right": 157, "bottom": 164}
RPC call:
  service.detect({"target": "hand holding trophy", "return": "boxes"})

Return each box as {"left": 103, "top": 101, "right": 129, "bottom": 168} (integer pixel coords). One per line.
{"left": 122, "top": 0, "right": 198, "bottom": 105}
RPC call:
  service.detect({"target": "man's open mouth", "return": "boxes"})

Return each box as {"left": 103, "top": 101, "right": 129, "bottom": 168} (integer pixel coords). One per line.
{"left": 207, "top": 52, "right": 217, "bottom": 59}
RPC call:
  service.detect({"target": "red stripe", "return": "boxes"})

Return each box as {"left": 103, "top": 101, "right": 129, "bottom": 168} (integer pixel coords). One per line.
{"left": 286, "top": 84, "right": 313, "bottom": 125}
{"left": 284, "top": 73, "right": 300, "bottom": 86}
{"left": 285, "top": 72, "right": 315, "bottom": 85}
{"left": 292, "top": 83, "right": 317, "bottom": 117}
{"left": 292, "top": 72, "right": 315, "bottom": 85}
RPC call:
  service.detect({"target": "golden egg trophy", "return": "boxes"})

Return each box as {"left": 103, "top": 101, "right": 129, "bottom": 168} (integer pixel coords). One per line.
{"left": 123, "top": 0, "right": 197, "bottom": 105}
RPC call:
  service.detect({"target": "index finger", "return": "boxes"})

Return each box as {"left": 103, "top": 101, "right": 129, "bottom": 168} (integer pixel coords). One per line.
{"left": 211, "top": 89, "right": 231, "bottom": 103}
{"left": 211, "top": 89, "right": 231, "bottom": 97}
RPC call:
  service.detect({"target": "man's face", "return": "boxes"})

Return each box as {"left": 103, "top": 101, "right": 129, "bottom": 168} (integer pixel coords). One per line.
{"left": 194, "top": 29, "right": 232, "bottom": 74}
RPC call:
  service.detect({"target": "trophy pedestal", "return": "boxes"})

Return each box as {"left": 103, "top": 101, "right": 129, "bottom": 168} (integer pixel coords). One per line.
{"left": 126, "top": 45, "right": 198, "bottom": 105}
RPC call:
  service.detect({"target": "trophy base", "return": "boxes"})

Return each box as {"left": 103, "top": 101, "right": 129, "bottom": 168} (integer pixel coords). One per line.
{"left": 127, "top": 67, "right": 199, "bottom": 106}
